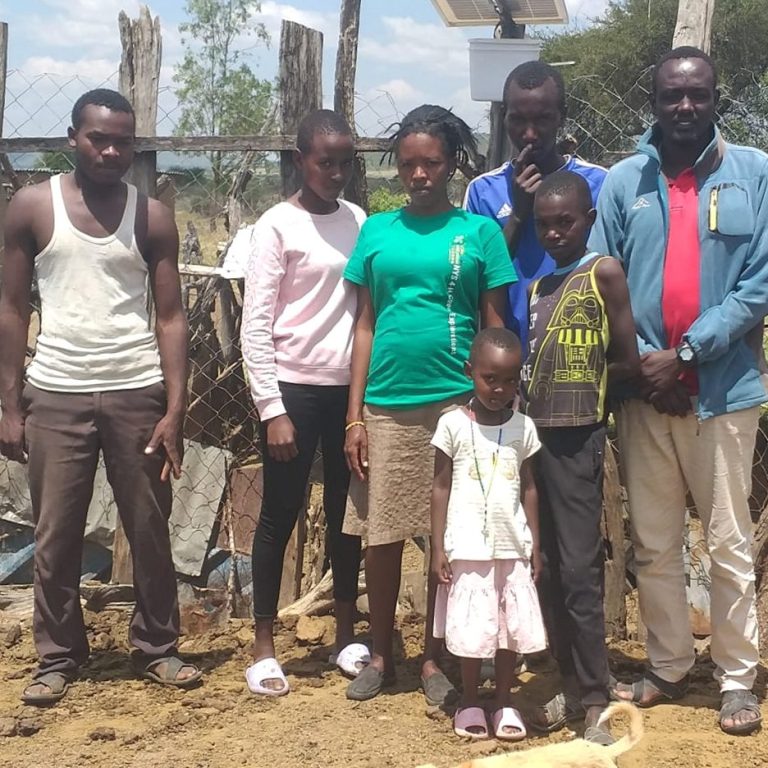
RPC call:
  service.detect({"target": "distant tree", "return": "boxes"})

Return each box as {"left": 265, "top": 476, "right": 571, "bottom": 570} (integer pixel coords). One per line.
{"left": 541, "top": 0, "right": 768, "bottom": 160}
{"left": 35, "top": 152, "right": 74, "bottom": 172}
{"left": 367, "top": 186, "right": 408, "bottom": 214}
{"left": 173, "top": 0, "right": 274, "bottom": 214}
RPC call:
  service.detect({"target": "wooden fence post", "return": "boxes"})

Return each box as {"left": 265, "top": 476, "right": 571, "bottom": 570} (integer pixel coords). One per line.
{"left": 334, "top": 0, "right": 368, "bottom": 210}
{"left": 111, "top": 5, "right": 161, "bottom": 585}
{"left": 486, "top": 23, "right": 525, "bottom": 173}
{"left": 118, "top": 5, "right": 161, "bottom": 197}
{"left": 673, "top": 0, "right": 715, "bottom": 52}
{"left": 602, "top": 441, "right": 627, "bottom": 639}
{"left": 0, "top": 21, "right": 10, "bottom": 272}
{"left": 279, "top": 21, "right": 323, "bottom": 197}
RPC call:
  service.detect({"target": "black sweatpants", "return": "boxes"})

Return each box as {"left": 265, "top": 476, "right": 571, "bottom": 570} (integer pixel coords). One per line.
{"left": 252, "top": 382, "right": 361, "bottom": 619}
{"left": 535, "top": 423, "right": 610, "bottom": 709}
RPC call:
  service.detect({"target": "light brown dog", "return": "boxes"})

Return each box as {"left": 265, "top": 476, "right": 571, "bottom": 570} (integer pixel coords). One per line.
{"left": 417, "top": 701, "right": 643, "bottom": 768}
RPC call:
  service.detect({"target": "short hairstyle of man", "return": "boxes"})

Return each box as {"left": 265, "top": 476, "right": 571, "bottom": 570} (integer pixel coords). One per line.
{"left": 296, "top": 109, "right": 353, "bottom": 153}
{"left": 535, "top": 169, "right": 593, "bottom": 213}
{"left": 652, "top": 46, "right": 718, "bottom": 93}
{"left": 470, "top": 326, "right": 522, "bottom": 363}
{"left": 71, "top": 89, "right": 135, "bottom": 131}
{"left": 503, "top": 60, "right": 566, "bottom": 115}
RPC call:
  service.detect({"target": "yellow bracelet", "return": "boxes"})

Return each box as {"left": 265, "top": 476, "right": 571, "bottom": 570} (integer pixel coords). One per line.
{"left": 345, "top": 421, "right": 366, "bottom": 432}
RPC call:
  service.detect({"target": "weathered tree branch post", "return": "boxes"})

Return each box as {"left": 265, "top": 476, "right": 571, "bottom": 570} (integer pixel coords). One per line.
{"left": 279, "top": 21, "right": 323, "bottom": 197}
{"left": 673, "top": 0, "right": 715, "bottom": 52}
{"left": 486, "top": 23, "right": 525, "bottom": 172}
{"left": 334, "top": 0, "right": 368, "bottom": 209}
{"left": 112, "top": 6, "right": 162, "bottom": 585}
{"left": 118, "top": 5, "right": 161, "bottom": 197}
{"left": 0, "top": 21, "right": 12, "bottom": 271}
{"left": 602, "top": 442, "right": 627, "bottom": 639}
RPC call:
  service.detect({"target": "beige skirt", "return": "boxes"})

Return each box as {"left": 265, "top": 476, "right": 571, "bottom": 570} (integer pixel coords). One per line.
{"left": 343, "top": 394, "right": 469, "bottom": 546}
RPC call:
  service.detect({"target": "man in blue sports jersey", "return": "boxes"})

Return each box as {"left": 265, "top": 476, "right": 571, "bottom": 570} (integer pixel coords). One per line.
{"left": 464, "top": 61, "right": 606, "bottom": 348}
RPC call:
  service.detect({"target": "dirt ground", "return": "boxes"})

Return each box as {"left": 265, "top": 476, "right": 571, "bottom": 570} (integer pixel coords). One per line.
{"left": 0, "top": 604, "right": 766, "bottom": 768}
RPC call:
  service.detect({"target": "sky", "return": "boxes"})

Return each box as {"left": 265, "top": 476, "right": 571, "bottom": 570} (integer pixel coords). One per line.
{"left": 0, "top": 0, "right": 613, "bottom": 142}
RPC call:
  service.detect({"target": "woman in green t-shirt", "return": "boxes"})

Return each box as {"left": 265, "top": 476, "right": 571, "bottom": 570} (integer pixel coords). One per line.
{"left": 342, "top": 105, "right": 518, "bottom": 702}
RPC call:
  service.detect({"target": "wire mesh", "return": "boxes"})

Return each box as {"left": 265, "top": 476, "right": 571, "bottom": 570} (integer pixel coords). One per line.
{"left": 2, "top": 66, "right": 768, "bottom": 625}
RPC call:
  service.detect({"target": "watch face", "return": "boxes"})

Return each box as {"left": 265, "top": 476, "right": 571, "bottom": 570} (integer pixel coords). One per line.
{"left": 679, "top": 345, "right": 694, "bottom": 363}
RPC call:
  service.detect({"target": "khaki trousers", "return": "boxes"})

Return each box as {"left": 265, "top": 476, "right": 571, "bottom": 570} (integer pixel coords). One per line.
{"left": 617, "top": 399, "right": 759, "bottom": 692}
{"left": 24, "top": 382, "right": 180, "bottom": 677}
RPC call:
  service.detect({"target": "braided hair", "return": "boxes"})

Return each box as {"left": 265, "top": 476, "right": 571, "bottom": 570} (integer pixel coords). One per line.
{"left": 386, "top": 104, "right": 478, "bottom": 167}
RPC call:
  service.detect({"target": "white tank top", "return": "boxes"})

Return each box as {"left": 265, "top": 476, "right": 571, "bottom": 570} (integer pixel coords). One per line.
{"left": 26, "top": 174, "right": 163, "bottom": 392}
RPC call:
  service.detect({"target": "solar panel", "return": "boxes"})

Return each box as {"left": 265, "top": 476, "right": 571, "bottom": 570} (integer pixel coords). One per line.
{"left": 430, "top": 0, "right": 569, "bottom": 26}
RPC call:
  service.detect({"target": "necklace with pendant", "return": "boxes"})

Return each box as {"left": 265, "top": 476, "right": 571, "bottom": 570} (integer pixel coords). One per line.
{"left": 468, "top": 398, "right": 503, "bottom": 540}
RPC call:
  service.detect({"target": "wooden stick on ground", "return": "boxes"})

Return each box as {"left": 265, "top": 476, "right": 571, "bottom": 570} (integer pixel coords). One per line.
{"left": 278, "top": 569, "right": 367, "bottom": 618}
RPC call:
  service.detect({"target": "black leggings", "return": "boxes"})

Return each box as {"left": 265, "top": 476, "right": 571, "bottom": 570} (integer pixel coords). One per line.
{"left": 252, "top": 382, "right": 361, "bottom": 619}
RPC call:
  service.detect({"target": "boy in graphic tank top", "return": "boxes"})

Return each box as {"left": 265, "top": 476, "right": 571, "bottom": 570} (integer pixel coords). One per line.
{"left": 521, "top": 171, "right": 639, "bottom": 743}
{"left": 0, "top": 89, "right": 200, "bottom": 703}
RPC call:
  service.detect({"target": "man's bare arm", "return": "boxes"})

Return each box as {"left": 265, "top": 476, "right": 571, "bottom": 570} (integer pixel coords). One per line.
{"left": 0, "top": 188, "right": 37, "bottom": 461}
{"left": 595, "top": 257, "right": 640, "bottom": 383}
{"left": 145, "top": 196, "right": 188, "bottom": 480}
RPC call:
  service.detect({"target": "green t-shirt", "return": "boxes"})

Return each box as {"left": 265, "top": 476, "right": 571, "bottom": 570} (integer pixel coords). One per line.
{"left": 344, "top": 207, "right": 517, "bottom": 409}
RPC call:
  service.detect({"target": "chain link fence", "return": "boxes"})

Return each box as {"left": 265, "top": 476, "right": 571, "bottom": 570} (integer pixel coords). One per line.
{"left": 2, "top": 65, "right": 768, "bottom": 628}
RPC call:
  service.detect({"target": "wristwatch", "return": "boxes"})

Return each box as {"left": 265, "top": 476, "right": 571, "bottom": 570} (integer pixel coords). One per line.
{"left": 676, "top": 340, "right": 697, "bottom": 367}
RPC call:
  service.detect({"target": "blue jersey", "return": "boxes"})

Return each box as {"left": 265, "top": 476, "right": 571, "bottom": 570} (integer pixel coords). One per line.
{"left": 464, "top": 156, "right": 607, "bottom": 349}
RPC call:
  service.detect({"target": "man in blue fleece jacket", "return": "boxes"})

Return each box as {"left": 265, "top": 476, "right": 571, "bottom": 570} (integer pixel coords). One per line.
{"left": 590, "top": 46, "right": 767, "bottom": 735}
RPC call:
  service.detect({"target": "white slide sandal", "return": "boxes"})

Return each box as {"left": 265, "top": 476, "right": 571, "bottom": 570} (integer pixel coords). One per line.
{"left": 329, "top": 642, "right": 370, "bottom": 678}
{"left": 245, "top": 657, "right": 290, "bottom": 697}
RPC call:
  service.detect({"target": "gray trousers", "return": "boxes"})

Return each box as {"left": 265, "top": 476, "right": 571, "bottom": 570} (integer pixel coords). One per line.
{"left": 24, "top": 382, "right": 180, "bottom": 677}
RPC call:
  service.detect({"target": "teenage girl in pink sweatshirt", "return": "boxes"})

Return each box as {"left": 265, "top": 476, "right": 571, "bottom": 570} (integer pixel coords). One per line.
{"left": 240, "top": 110, "right": 367, "bottom": 696}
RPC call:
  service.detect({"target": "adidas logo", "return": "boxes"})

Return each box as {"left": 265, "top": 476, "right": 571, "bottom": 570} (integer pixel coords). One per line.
{"left": 632, "top": 197, "right": 651, "bottom": 210}
{"left": 497, "top": 202, "right": 513, "bottom": 218}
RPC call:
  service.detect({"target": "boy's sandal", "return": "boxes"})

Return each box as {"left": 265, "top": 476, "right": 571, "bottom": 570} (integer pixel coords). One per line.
{"left": 346, "top": 665, "right": 396, "bottom": 701}
{"left": 139, "top": 656, "right": 203, "bottom": 689}
{"left": 492, "top": 707, "right": 526, "bottom": 741}
{"left": 584, "top": 724, "right": 616, "bottom": 746}
{"left": 329, "top": 642, "right": 370, "bottom": 678}
{"left": 421, "top": 670, "right": 458, "bottom": 707}
{"left": 719, "top": 690, "right": 762, "bottom": 735}
{"left": 21, "top": 671, "right": 72, "bottom": 705}
{"left": 454, "top": 706, "right": 489, "bottom": 740}
{"left": 527, "top": 692, "right": 585, "bottom": 733}
{"left": 610, "top": 670, "right": 689, "bottom": 708}
{"left": 245, "top": 657, "right": 290, "bottom": 697}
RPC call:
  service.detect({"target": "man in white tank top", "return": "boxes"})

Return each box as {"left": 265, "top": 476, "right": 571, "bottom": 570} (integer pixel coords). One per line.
{"left": 0, "top": 89, "right": 201, "bottom": 703}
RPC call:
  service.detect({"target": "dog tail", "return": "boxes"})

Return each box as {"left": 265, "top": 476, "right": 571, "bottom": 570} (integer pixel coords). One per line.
{"left": 598, "top": 701, "right": 644, "bottom": 759}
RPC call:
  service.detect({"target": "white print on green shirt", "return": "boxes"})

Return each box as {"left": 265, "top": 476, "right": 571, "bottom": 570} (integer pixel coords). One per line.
{"left": 446, "top": 235, "right": 465, "bottom": 355}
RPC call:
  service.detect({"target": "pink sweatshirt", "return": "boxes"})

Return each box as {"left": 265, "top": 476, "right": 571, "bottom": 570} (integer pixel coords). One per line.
{"left": 241, "top": 200, "right": 366, "bottom": 421}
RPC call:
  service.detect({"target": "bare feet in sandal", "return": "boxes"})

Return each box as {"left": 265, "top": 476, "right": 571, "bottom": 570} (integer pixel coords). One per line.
{"left": 150, "top": 659, "right": 200, "bottom": 683}
{"left": 583, "top": 705, "right": 615, "bottom": 745}
{"left": 719, "top": 690, "right": 762, "bottom": 735}
{"left": 612, "top": 671, "right": 689, "bottom": 708}
{"left": 21, "top": 671, "right": 72, "bottom": 705}
{"left": 529, "top": 691, "right": 585, "bottom": 732}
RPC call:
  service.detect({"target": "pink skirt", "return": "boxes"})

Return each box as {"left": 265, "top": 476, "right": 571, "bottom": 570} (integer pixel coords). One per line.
{"left": 433, "top": 559, "right": 548, "bottom": 659}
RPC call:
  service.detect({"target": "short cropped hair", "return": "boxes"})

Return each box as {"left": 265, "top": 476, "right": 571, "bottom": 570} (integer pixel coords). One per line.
{"left": 296, "top": 109, "right": 353, "bottom": 153}
{"left": 535, "top": 170, "right": 593, "bottom": 213}
{"left": 71, "top": 89, "right": 134, "bottom": 130}
{"left": 470, "top": 327, "right": 522, "bottom": 363}
{"left": 652, "top": 46, "right": 718, "bottom": 92}
{"left": 503, "top": 60, "right": 566, "bottom": 115}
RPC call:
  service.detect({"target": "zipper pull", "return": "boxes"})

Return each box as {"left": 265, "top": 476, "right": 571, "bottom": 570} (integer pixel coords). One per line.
{"left": 708, "top": 186, "right": 719, "bottom": 232}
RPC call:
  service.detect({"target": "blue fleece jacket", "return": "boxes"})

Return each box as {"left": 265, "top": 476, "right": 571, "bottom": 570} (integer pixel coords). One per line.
{"left": 588, "top": 125, "right": 768, "bottom": 419}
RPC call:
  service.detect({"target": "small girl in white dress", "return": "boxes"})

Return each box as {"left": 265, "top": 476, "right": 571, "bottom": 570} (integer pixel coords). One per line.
{"left": 430, "top": 327, "right": 546, "bottom": 742}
